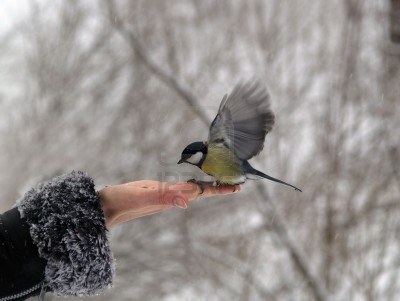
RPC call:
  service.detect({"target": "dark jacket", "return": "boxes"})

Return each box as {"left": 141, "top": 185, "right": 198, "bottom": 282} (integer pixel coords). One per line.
{"left": 0, "top": 171, "right": 114, "bottom": 301}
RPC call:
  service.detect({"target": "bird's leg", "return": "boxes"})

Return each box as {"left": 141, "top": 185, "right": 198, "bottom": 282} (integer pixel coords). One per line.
{"left": 187, "top": 179, "right": 206, "bottom": 195}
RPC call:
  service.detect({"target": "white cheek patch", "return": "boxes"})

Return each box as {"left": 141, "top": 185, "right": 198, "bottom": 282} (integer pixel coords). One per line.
{"left": 187, "top": 152, "right": 203, "bottom": 164}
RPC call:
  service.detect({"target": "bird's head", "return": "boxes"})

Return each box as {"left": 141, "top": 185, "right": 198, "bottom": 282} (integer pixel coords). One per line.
{"left": 178, "top": 141, "right": 207, "bottom": 167}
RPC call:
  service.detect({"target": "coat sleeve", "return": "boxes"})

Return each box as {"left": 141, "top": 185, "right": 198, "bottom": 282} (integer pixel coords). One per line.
{"left": 0, "top": 207, "right": 46, "bottom": 300}
{"left": 15, "top": 171, "right": 115, "bottom": 297}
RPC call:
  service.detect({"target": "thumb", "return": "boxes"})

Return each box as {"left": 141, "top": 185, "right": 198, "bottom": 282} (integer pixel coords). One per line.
{"left": 161, "top": 189, "right": 188, "bottom": 209}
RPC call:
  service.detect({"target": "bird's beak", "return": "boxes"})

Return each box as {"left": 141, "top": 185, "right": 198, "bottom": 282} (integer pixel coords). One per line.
{"left": 177, "top": 159, "right": 184, "bottom": 164}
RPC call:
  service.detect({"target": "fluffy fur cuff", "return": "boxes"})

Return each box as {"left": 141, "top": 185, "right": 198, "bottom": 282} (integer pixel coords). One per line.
{"left": 17, "top": 171, "right": 114, "bottom": 296}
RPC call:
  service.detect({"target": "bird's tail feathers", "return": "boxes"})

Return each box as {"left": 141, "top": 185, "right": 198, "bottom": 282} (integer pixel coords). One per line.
{"left": 244, "top": 162, "right": 302, "bottom": 192}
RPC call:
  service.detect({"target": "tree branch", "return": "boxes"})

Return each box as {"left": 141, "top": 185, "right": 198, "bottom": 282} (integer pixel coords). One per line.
{"left": 105, "top": 0, "right": 210, "bottom": 126}
{"left": 255, "top": 183, "right": 329, "bottom": 301}
{"left": 390, "top": 0, "right": 400, "bottom": 43}
{"left": 191, "top": 240, "right": 275, "bottom": 300}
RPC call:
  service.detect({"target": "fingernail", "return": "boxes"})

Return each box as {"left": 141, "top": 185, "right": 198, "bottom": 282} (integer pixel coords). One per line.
{"left": 173, "top": 197, "right": 187, "bottom": 209}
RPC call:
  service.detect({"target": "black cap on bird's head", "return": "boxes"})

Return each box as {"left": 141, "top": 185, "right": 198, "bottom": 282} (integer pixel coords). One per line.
{"left": 178, "top": 141, "right": 207, "bottom": 166}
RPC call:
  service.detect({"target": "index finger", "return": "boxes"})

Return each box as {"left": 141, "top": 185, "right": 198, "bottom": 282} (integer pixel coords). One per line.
{"left": 167, "top": 182, "right": 240, "bottom": 201}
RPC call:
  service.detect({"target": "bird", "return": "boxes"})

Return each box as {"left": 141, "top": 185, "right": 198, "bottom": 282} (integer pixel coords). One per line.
{"left": 178, "top": 81, "right": 302, "bottom": 192}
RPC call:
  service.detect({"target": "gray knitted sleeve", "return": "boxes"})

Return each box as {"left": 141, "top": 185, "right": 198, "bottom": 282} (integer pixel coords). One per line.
{"left": 17, "top": 171, "right": 115, "bottom": 297}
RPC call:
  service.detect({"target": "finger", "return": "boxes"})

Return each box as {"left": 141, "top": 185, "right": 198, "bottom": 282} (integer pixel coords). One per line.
{"left": 199, "top": 183, "right": 241, "bottom": 199}
{"left": 167, "top": 182, "right": 240, "bottom": 201}
{"left": 123, "top": 181, "right": 238, "bottom": 209}
{"left": 160, "top": 189, "right": 189, "bottom": 208}
{"left": 127, "top": 180, "right": 240, "bottom": 199}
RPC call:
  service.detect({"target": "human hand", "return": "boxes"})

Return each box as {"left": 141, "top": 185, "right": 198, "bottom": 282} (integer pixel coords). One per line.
{"left": 98, "top": 181, "right": 240, "bottom": 228}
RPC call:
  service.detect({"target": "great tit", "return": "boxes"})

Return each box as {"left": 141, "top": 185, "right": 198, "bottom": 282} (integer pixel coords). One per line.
{"left": 178, "top": 81, "right": 301, "bottom": 192}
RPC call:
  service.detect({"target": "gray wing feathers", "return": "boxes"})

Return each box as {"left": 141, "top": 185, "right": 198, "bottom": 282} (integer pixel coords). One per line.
{"left": 218, "top": 94, "right": 228, "bottom": 111}
{"left": 208, "top": 81, "right": 275, "bottom": 160}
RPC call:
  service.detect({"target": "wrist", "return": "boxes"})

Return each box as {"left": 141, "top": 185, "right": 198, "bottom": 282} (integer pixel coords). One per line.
{"left": 97, "top": 186, "right": 118, "bottom": 228}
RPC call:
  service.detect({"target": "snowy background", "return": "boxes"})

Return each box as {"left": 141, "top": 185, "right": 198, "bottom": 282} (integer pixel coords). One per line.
{"left": 1, "top": 0, "right": 399, "bottom": 300}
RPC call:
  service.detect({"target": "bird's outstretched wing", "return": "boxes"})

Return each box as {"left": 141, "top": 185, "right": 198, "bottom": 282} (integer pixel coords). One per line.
{"left": 208, "top": 81, "right": 275, "bottom": 160}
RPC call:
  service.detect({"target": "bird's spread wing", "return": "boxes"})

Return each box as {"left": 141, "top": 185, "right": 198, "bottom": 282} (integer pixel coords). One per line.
{"left": 208, "top": 81, "right": 275, "bottom": 160}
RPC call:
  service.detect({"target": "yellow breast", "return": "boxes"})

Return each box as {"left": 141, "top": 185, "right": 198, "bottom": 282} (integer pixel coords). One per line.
{"left": 201, "top": 144, "right": 245, "bottom": 184}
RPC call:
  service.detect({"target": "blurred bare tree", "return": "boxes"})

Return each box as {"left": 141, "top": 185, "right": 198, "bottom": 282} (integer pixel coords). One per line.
{"left": 0, "top": 0, "right": 399, "bottom": 300}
